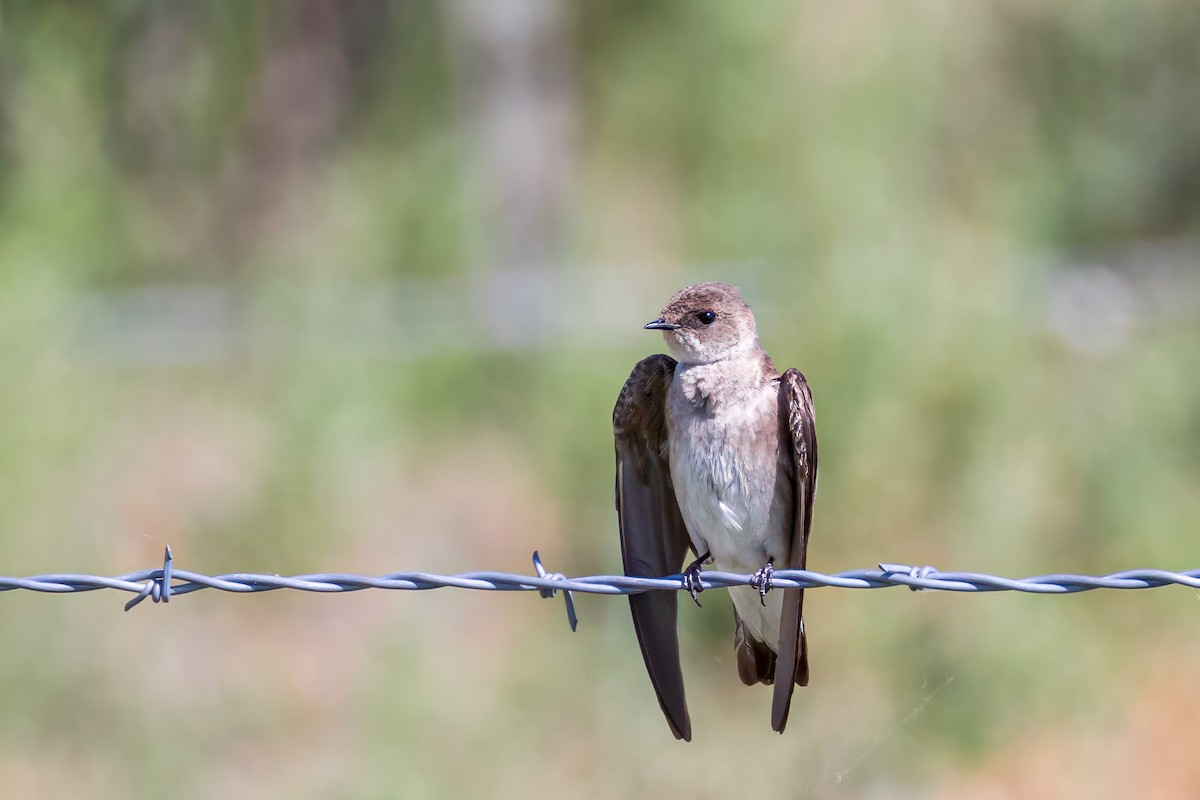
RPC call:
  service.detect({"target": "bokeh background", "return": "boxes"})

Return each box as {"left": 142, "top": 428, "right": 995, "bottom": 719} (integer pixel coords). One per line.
{"left": 1, "top": 1, "right": 1199, "bottom": 797}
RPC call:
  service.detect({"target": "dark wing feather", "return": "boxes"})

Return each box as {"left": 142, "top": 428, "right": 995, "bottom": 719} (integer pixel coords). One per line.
{"left": 771, "top": 368, "right": 818, "bottom": 733}
{"left": 614, "top": 354, "right": 693, "bottom": 742}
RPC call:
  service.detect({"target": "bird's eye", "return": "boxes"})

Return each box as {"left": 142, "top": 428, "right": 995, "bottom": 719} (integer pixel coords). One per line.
{"left": 696, "top": 310, "right": 717, "bottom": 325}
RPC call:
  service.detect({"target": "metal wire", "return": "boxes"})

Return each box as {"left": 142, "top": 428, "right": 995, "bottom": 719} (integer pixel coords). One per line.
{"left": 2, "top": 548, "right": 1199, "bottom": 628}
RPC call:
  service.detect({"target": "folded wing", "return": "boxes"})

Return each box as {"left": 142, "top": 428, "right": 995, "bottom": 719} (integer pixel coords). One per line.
{"left": 771, "top": 367, "right": 819, "bottom": 733}
{"left": 614, "top": 354, "right": 693, "bottom": 741}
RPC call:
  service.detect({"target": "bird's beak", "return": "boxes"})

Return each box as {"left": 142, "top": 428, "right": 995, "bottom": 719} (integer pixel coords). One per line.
{"left": 644, "top": 319, "right": 681, "bottom": 331}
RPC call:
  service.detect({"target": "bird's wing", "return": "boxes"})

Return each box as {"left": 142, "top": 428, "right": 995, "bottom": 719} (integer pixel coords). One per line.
{"left": 614, "top": 353, "right": 693, "bottom": 742}
{"left": 772, "top": 367, "right": 818, "bottom": 734}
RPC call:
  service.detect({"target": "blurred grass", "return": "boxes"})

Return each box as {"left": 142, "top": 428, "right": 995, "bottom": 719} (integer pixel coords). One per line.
{"left": 1, "top": 1, "right": 1199, "bottom": 797}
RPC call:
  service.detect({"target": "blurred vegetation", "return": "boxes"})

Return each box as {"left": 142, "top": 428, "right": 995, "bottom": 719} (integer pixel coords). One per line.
{"left": 1, "top": 1, "right": 1199, "bottom": 797}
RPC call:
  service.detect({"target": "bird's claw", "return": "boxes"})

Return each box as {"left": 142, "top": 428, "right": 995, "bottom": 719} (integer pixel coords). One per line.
{"left": 750, "top": 561, "right": 774, "bottom": 606}
{"left": 682, "top": 555, "right": 708, "bottom": 608}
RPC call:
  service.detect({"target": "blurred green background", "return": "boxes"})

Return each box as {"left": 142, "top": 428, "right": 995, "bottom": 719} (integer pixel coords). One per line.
{"left": 1, "top": 1, "right": 1199, "bottom": 797}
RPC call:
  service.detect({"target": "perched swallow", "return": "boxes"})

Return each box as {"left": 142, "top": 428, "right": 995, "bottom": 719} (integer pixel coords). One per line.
{"left": 614, "top": 282, "right": 817, "bottom": 740}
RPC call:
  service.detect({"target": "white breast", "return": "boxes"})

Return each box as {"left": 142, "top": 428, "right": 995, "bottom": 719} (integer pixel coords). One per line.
{"left": 665, "top": 361, "right": 788, "bottom": 575}
{"left": 666, "top": 361, "right": 793, "bottom": 649}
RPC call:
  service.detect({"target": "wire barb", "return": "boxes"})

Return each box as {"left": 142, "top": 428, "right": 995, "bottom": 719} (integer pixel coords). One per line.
{"left": 878, "top": 563, "right": 939, "bottom": 591}
{"left": 532, "top": 551, "right": 578, "bottom": 632}
{"left": 124, "top": 546, "right": 174, "bottom": 611}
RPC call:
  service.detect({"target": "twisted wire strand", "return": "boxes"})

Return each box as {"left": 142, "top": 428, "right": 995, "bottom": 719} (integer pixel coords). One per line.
{"left": 3, "top": 548, "right": 1199, "bottom": 625}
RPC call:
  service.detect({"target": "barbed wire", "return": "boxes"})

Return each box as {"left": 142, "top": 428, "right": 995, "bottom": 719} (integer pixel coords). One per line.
{"left": 2, "top": 548, "right": 1198, "bottom": 631}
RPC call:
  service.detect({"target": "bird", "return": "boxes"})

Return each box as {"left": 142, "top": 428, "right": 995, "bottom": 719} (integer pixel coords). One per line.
{"left": 613, "top": 282, "right": 817, "bottom": 741}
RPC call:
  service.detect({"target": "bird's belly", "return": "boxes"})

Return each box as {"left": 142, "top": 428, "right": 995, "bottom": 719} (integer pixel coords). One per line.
{"left": 668, "top": 412, "right": 787, "bottom": 574}
{"left": 672, "top": 447, "right": 789, "bottom": 650}
{"left": 667, "top": 374, "right": 792, "bottom": 651}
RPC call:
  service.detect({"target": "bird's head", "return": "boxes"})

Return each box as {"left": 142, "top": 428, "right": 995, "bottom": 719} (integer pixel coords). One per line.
{"left": 644, "top": 282, "right": 760, "bottom": 365}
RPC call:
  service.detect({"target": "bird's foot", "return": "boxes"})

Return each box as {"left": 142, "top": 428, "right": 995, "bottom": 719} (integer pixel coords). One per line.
{"left": 750, "top": 560, "right": 775, "bottom": 607}
{"left": 682, "top": 553, "right": 710, "bottom": 608}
